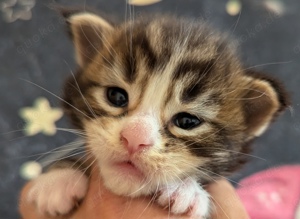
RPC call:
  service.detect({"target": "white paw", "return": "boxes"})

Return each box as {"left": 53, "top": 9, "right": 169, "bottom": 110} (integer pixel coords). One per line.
{"left": 27, "top": 168, "right": 89, "bottom": 216}
{"left": 157, "top": 178, "right": 210, "bottom": 218}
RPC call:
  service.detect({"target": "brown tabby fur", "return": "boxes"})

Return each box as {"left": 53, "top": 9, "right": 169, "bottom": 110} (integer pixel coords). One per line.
{"left": 60, "top": 10, "right": 289, "bottom": 184}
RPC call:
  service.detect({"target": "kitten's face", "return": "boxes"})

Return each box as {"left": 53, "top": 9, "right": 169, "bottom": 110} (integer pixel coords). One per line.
{"left": 63, "top": 12, "right": 288, "bottom": 196}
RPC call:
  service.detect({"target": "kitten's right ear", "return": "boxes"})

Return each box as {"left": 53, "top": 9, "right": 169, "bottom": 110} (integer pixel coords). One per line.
{"left": 62, "top": 11, "right": 114, "bottom": 68}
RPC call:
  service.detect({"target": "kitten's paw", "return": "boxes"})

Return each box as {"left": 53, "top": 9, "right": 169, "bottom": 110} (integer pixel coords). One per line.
{"left": 157, "top": 178, "right": 210, "bottom": 218}
{"left": 27, "top": 168, "right": 88, "bottom": 216}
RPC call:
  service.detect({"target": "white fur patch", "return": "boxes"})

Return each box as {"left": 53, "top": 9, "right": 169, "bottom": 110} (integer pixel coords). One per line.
{"left": 157, "top": 177, "right": 210, "bottom": 217}
{"left": 100, "top": 162, "right": 156, "bottom": 197}
{"left": 27, "top": 169, "right": 88, "bottom": 216}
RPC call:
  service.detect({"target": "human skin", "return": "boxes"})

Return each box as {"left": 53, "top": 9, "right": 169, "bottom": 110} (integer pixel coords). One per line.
{"left": 19, "top": 165, "right": 249, "bottom": 219}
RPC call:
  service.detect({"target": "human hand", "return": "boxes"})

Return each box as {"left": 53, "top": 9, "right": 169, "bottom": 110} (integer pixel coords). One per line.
{"left": 19, "top": 165, "right": 249, "bottom": 219}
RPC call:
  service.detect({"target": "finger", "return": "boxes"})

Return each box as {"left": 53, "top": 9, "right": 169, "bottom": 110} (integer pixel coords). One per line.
{"left": 206, "top": 180, "right": 249, "bottom": 219}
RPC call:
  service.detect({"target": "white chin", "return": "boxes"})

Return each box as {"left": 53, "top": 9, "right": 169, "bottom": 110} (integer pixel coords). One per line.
{"left": 100, "top": 165, "right": 156, "bottom": 197}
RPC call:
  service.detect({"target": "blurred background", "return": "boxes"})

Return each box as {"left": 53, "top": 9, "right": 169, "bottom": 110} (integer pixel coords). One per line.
{"left": 0, "top": 0, "right": 300, "bottom": 218}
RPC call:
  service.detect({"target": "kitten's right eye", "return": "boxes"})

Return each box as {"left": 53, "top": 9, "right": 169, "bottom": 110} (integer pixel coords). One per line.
{"left": 107, "top": 87, "right": 128, "bottom": 107}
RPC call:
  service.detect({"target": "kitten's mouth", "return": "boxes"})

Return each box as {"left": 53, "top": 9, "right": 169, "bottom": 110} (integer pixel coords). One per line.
{"left": 114, "top": 160, "right": 145, "bottom": 178}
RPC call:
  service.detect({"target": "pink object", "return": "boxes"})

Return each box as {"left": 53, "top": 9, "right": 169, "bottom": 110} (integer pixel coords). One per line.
{"left": 236, "top": 165, "right": 300, "bottom": 219}
{"left": 121, "top": 117, "right": 155, "bottom": 154}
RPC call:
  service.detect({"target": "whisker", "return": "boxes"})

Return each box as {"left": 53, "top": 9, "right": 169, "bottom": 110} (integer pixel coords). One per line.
{"left": 69, "top": 152, "right": 93, "bottom": 172}
{"left": 89, "top": 22, "right": 123, "bottom": 68}
{"left": 19, "top": 78, "right": 92, "bottom": 120}
{"left": 136, "top": 191, "right": 158, "bottom": 219}
{"left": 55, "top": 127, "right": 88, "bottom": 137}
{"left": 63, "top": 60, "right": 98, "bottom": 119}
{"left": 175, "top": 161, "right": 218, "bottom": 183}
{"left": 5, "top": 135, "right": 31, "bottom": 143}
{"left": 78, "top": 24, "right": 121, "bottom": 77}
{"left": 0, "top": 129, "right": 25, "bottom": 135}
{"left": 73, "top": 155, "right": 97, "bottom": 189}
{"left": 197, "top": 147, "right": 266, "bottom": 161}
{"left": 43, "top": 150, "right": 87, "bottom": 167}
{"left": 240, "top": 60, "right": 292, "bottom": 72}
{"left": 162, "top": 173, "right": 171, "bottom": 219}
{"left": 197, "top": 166, "right": 242, "bottom": 187}
{"left": 184, "top": 125, "right": 229, "bottom": 148}
{"left": 196, "top": 9, "right": 242, "bottom": 86}
{"left": 232, "top": 8, "right": 242, "bottom": 34}
{"left": 35, "top": 139, "right": 85, "bottom": 162}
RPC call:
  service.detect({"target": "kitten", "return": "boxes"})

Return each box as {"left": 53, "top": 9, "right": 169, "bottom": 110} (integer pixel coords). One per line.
{"left": 26, "top": 9, "right": 289, "bottom": 218}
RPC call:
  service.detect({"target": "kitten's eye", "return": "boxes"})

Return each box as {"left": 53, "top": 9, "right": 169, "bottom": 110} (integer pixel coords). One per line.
{"left": 173, "top": 112, "right": 203, "bottom": 130}
{"left": 107, "top": 87, "right": 128, "bottom": 107}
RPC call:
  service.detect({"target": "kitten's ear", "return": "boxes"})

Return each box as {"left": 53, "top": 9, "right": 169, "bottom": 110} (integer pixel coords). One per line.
{"left": 62, "top": 11, "right": 114, "bottom": 67}
{"left": 242, "top": 70, "right": 289, "bottom": 137}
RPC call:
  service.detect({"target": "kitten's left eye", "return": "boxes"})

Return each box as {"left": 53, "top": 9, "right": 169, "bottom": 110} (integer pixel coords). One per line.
{"left": 107, "top": 87, "right": 128, "bottom": 107}
{"left": 173, "top": 112, "right": 203, "bottom": 130}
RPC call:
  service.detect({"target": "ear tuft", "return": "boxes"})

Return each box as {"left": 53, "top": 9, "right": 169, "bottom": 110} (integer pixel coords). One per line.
{"left": 57, "top": 8, "right": 114, "bottom": 68}
{"left": 243, "top": 70, "right": 290, "bottom": 137}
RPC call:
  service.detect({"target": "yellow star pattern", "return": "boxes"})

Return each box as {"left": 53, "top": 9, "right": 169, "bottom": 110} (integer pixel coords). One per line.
{"left": 19, "top": 97, "right": 63, "bottom": 136}
{"left": 127, "top": 0, "right": 161, "bottom": 6}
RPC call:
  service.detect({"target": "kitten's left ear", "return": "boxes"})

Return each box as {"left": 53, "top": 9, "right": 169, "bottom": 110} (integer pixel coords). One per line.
{"left": 242, "top": 70, "right": 290, "bottom": 137}
{"left": 62, "top": 10, "right": 114, "bottom": 68}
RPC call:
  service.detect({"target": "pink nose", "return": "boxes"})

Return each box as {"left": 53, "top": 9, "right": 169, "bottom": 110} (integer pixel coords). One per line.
{"left": 121, "top": 121, "right": 154, "bottom": 154}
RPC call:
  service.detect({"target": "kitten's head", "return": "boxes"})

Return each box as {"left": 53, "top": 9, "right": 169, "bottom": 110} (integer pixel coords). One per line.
{"left": 62, "top": 11, "right": 289, "bottom": 196}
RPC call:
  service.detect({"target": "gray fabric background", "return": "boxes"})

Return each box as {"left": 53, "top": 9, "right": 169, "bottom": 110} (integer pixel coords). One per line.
{"left": 0, "top": 0, "right": 299, "bottom": 218}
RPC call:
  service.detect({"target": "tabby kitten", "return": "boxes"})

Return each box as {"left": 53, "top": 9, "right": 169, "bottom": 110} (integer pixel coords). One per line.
{"left": 26, "top": 10, "right": 289, "bottom": 218}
